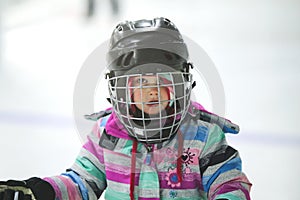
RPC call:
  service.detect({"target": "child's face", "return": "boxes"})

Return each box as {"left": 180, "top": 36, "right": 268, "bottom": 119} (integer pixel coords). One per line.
{"left": 132, "top": 76, "right": 170, "bottom": 115}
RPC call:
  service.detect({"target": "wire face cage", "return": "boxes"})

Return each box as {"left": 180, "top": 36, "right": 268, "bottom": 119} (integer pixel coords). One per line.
{"left": 108, "top": 71, "right": 193, "bottom": 143}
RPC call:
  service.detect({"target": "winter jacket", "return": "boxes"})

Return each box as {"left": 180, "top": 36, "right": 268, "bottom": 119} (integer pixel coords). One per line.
{"left": 44, "top": 102, "right": 252, "bottom": 200}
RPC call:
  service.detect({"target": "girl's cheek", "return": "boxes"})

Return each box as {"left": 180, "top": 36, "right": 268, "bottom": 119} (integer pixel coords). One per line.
{"left": 133, "top": 90, "right": 142, "bottom": 102}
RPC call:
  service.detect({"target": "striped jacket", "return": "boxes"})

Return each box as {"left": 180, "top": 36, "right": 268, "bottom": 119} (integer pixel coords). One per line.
{"left": 44, "top": 103, "right": 251, "bottom": 200}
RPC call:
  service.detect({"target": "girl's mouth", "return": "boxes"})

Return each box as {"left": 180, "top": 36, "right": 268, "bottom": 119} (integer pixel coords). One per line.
{"left": 146, "top": 100, "right": 160, "bottom": 107}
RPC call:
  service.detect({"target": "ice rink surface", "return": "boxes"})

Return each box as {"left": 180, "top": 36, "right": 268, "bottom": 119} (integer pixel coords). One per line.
{"left": 0, "top": 0, "right": 300, "bottom": 199}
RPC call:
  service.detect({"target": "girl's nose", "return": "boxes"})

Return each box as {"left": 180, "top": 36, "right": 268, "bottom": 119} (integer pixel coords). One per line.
{"left": 148, "top": 88, "right": 158, "bottom": 97}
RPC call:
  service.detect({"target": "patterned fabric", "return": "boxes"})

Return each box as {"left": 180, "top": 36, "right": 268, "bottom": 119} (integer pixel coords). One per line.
{"left": 44, "top": 103, "right": 252, "bottom": 200}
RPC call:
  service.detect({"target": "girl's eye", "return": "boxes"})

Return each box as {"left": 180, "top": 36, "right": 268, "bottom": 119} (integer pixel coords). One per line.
{"left": 141, "top": 78, "right": 148, "bottom": 84}
{"left": 135, "top": 78, "right": 148, "bottom": 85}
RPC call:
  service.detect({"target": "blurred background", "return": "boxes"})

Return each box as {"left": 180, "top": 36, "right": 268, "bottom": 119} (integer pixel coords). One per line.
{"left": 0, "top": 0, "right": 299, "bottom": 199}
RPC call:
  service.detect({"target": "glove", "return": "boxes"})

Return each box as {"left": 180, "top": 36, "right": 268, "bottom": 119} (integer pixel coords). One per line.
{"left": 0, "top": 177, "right": 55, "bottom": 200}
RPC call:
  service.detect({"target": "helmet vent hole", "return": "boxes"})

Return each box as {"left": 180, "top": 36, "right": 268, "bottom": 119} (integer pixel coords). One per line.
{"left": 164, "top": 18, "right": 171, "bottom": 25}
{"left": 123, "top": 51, "right": 134, "bottom": 67}
{"left": 116, "top": 25, "right": 123, "bottom": 32}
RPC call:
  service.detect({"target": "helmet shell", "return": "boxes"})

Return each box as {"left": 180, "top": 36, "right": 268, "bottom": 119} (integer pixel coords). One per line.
{"left": 106, "top": 17, "right": 189, "bottom": 78}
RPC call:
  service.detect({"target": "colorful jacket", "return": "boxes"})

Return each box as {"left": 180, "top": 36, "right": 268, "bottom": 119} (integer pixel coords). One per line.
{"left": 44, "top": 102, "right": 252, "bottom": 200}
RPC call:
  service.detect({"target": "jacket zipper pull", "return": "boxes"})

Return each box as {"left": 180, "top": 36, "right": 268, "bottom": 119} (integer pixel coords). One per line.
{"left": 145, "top": 145, "right": 153, "bottom": 165}
{"left": 146, "top": 153, "right": 152, "bottom": 165}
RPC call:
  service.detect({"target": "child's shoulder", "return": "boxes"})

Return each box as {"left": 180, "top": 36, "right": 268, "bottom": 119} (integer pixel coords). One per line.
{"left": 84, "top": 107, "right": 113, "bottom": 122}
{"left": 188, "top": 102, "right": 240, "bottom": 134}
